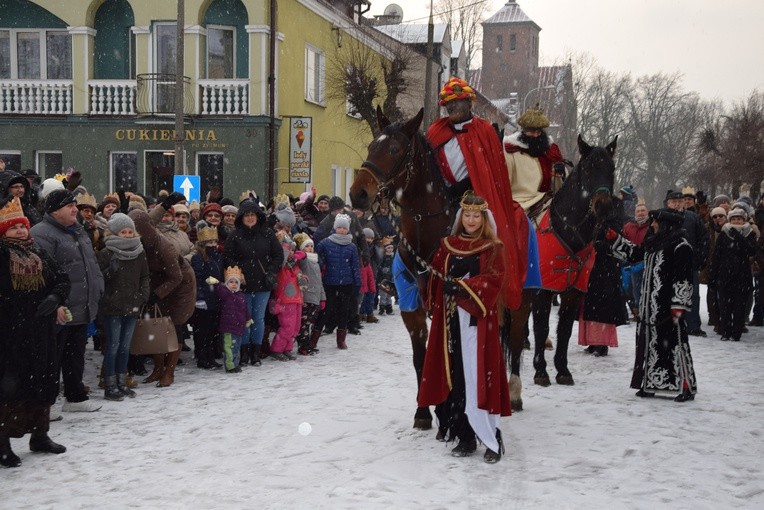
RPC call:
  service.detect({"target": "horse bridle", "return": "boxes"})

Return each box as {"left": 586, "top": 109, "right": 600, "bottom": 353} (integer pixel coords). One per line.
{"left": 549, "top": 184, "right": 611, "bottom": 255}
{"left": 358, "top": 133, "right": 416, "bottom": 201}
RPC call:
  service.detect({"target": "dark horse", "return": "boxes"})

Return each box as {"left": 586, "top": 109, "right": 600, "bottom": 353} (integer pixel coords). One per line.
{"left": 528, "top": 135, "right": 619, "bottom": 387}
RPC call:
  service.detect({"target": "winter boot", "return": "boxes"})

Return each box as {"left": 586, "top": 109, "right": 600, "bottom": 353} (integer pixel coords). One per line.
{"left": 378, "top": 305, "right": 386, "bottom": 316}
{"left": 104, "top": 376, "right": 124, "bottom": 401}
{"left": 98, "top": 364, "right": 105, "bottom": 389}
{"left": 157, "top": 348, "right": 181, "bottom": 387}
{"left": 484, "top": 430, "right": 505, "bottom": 464}
{"left": 385, "top": 304, "right": 394, "bottom": 315}
{"left": 451, "top": 435, "right": 477, "bottom": 457}
{"left": 142, "top": 354, "right": 165, "bottom": 384}
{"left": 309, "top": 328, "right": 321, "bottom": 354}
{"left": 116, "top": 374, "right": 136, "bottom": 398}
{"left": 251, "top": 344, "right": 262, "bottom": 367}
{"left": 239, "top": 344, "right": 250, "bottom": 366}
{"left": 1, "top": 436, "right": 21, "bottom": 468}
{"left": 29, "top": 432, "right": 66, "bottom": 454}
{"left": 336, "top": 329, "right": 348, "bottom": 350}
{"left": 260, "top": 326, "right": 272, "bottom": 357}
{"left": 366, "top": 313, "right": 379, "bottom": 324}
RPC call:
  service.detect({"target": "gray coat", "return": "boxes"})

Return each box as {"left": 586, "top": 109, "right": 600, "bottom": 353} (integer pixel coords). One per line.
{"left": 297, "top": 253, "right": 326, "bottom": 306}
{"left": 30, "top": 214, "right": 104, "bottom": 324}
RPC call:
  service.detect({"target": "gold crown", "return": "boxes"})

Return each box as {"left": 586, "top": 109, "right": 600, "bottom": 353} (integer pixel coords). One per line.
{"left": 681, "top": 186, "right": 696, "bottom": 197}
{"left": 459, "top": 191, "right": 488, "bottom": 212}
{"left": 54, "top": 173, "right": 68, "bottom": 182}
{"left": 0, "top": 196, "right": 25, "bottom": 224}
{"left": 76, "top": 193, "right": 97, "bottom": 210}
{"left": 224, "top": 265, "right": 245, "bottom": 283}
{"left": 273, "top": 193, "right": 290, "bottom": 207}
{"left": 239, "top": 190, "right": 256, "bottom": 203}
{"left": 196, "top": 223, "right": 219, "bottom": 243}
{"left": 188, "top": 200, "right": 200, "bottom": 211}
{"left": 637, "top": 197, "right": 646, "bottom": 206}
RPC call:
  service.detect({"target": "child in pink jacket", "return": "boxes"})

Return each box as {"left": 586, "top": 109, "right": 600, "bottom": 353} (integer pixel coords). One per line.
{"left": 269, "top": 239, "right": 307, "bottom": 361}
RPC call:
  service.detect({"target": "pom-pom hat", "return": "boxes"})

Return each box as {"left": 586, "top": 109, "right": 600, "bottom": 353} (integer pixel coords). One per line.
{"left": 334, "top": 213, "right": 351, "bottom": 231}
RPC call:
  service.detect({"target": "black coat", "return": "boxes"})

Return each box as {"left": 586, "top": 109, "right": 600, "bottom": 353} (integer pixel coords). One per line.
{"left": 682, "top": 209, "right": 710, "bottom": 270}
{"left": 96, "top": 248, "right": 150, "bottom": 316}
{"left": 583, "top": 218, "right": 627, "bottom": 326}
{"left": 0, "top": 240, "right": 70, "bottom": 405}
{"left": 223, "top": 208, "right": 283, "bottom": 293}
{"left": 709, "top": 225, "right": 756, "bottom": 290}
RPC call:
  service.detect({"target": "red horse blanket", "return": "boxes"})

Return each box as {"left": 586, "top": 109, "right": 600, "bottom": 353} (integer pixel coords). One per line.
{"left": 536, "top": 210, "right": 594, "bottom": 292}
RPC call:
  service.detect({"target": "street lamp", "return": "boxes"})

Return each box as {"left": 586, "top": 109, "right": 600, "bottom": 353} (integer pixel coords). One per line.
{"left": 522, "top": 85, "right": 556, "bottom": 114}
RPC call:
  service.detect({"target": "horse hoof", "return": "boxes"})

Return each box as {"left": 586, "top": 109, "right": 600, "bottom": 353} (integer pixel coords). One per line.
{"left": 510, "top": 399, "right": 523, "bottom": 411}
{"left": 413, "top": 418, "right": 432, "bottom": 430}
{"left": 545, "top": 338, "right": 554, "bottom": 351}
{"left": 556, "top": 373, "right": 575, "bottom": 385}
{"left": 435, "top": 426, "right": 448, "bottom": 441}
{"left": 534, "top": 374, "right": 551, "bottom": 387}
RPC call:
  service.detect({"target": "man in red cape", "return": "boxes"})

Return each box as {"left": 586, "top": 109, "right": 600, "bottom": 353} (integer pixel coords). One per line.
{"left": 426, "top": 77, "right": 527, "bottom": 309}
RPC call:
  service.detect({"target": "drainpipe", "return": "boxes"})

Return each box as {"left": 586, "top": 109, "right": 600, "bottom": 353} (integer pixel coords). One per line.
{"left": 174, "top": 0, "right": 185, "bottom": 176}
{"left": 268, "top": 0, "right": 277, "bottom": 199}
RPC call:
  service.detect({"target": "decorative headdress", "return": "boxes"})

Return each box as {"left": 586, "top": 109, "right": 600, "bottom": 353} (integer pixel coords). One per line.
{"left": 517, "top": 103, "right": 550, "bottom": 129}
{"left": 438, "top": 77, "right": 476, "bottom": 106}
{"left": 224, "top": 265, "right": 245, "bottom": 284}
{"left": 0, "top": 196, "right": 29, "bottom": 237}
{"left": 459, "top": 191, "right": 488, "bottom": 212}
{"left": 273, "top": 193, "right": 290, "bottom": 208}
{"left": 195, "top": 220, "right": 219, "bottom": 243}
{"left": 76, "top": 193, "right": 98, "bottom": 211}
{"left": 682, "top": 186, "right": 696, "bottom": 198}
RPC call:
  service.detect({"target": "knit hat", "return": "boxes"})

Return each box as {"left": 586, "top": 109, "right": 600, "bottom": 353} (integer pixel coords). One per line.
{"left": 128, "top": 194, "right": 147, "bottom": 212}
{"left": 727, "top": 208, "right": 748, "bottom": 221}
{"left": 76, "top": 192, "right": 98, "bottom": 212}
{"left": 293, "top": 232, "right": 313, "bottom": 251}
{"left": 188, "top": 201, "right": 200, "bottom": 213}
{"left": 0, "top": 196, "right": 30, "bottom": 237}
{"left": 712, "top": 194, "right": 731, "bottom": 207}
{"left": 195, "top": 220, "right": 219, "bottom": 243}
{"left": 274, "top": 202, "right": 296, "bottom": 227}
{"left": 732, "top": 201, "right": 753, "bottom": 217}
{"left": 221, "top": 204, "right": 238, "bottom": 215}
{"left": 101, "top": 193, "right": 121, "bottom": 210}
{"left": 518, "top": 103, "right": 550, "bottom": 129}
{"left": 334, "top": 213, "right": 351, "bottom": 231}
{"left": 619, "top": 184, "right": 635, "bottom": 197}
{"left": 39, "top": 178, "right": 65, "bottom": 200}
{"left": 363, "top": 228, "right": 375, "bottom": 240}
{"left": 107, "top": 212, "right": 135, "bottom": 234}
{"left": 297, "top": 191, "right": 312, "bottom": 205}
{"left": 438, "top": 77, "right": 476, "bottom": 106}
{"left": 173, "top": 203, "right": 190, "bottom": 216}
{"left": 710, "top": 207, "right": 727, "bottom": 218}
{"left": 328, "top": 196, "right": 345, "bottom": 212}
{"left": 202, "top": 202, "right": 223, "bottom": 218}
{"left": 316, "top": 194, "right": 330, "bottom": 204}
{"left": 45, "top": 189, "right": 76, "bottom": 214}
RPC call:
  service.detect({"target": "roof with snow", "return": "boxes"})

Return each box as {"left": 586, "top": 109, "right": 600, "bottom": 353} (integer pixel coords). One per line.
{"left": 483, "top": 1, "right": 541, "bottom": 30}
{"left": 374, "top": 23, "right": 448, "bottom": 45}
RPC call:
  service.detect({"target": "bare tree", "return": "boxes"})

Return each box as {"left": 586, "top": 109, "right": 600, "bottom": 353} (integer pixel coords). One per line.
{"left": 434, "top": 0, "right": 487, "bottom": 71}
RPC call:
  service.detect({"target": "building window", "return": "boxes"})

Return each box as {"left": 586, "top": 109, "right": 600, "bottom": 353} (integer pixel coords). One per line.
{"left": 207, "top": 25, "right": 235, "bottom": 79}
{"left": 305, "top": 44, "right": 325, "bottom": 105}
{"left": 197, "top": 152, "right": 224, "bottom": 199}
{"left": 496, "top": 35, "right": 502, "bottom": 51}
{"left": 110, "top": 152, "right": 138, "bottom": 192}
{"left": 0, "top": 29, "right": 71, "bottom": 80}
{"left": 1, "top": 150, "right": 22, "bottom": 173}
{"left": 35, "top": 151, "right": 62, "bottom": 179}
{"left": 510, "top": 34, "right": 516, "bottom": 53}
{"left": 533, "top": 36, "right": 538, "bottom": 56}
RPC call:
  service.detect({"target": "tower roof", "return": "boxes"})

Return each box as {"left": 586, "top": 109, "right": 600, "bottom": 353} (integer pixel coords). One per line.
{"left": 483, "top": 1, "right": 541, "bottom": 30}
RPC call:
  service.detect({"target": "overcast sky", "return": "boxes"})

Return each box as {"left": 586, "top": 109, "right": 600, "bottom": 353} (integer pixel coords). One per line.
{"left": 368, "top": 0, "right": 764, "bottom": 106}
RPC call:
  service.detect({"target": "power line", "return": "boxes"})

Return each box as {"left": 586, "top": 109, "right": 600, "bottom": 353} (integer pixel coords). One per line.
{"left": 399, "top": 0, "right": 493, "bottom": 24}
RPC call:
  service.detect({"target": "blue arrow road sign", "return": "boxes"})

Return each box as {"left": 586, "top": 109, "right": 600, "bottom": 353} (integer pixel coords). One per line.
{"left": 174, "top": 175, "right": 200, "bottom": 203}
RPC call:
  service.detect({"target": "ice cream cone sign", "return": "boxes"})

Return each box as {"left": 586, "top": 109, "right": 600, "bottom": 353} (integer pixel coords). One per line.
{"left": 296, "top": 130, "right": 305, "bottom": 148}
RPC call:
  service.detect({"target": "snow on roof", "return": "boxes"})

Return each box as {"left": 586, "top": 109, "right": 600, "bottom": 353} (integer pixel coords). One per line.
{"left": 375, "top": 23, "right": 448, "bottom": 44}
{"left": 451, "top": 39, "right": 463, "bottom": 58}
{"left": 483, "top": 1, "right": 541, "bottom": 30}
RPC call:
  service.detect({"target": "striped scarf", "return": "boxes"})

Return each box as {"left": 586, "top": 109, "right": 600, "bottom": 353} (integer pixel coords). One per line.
{"left": 2, "top": 237, "right": 44, "bottom": 291}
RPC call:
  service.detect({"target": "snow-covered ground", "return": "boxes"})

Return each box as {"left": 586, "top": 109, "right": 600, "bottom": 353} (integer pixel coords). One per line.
{"left": 4, "top": 287, "right": 764, "bottom": 509}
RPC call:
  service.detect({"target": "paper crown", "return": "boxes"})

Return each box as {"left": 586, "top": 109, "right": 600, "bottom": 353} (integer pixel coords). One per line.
{"left": 518, "top": 103, "right": 550, "bottom": 129}
{"left": 76, "top": 192, "right": 97, "bottom": 210}
{"left": 195, "top": 221, "right": 219, "bottom": 243}
{"left": 224, "top": 265, "right": 244, "bottom": 283}
{"left": 637, "top": 197, "right": 646, "bottom": 206}
{"left": 239, "top": 189, "right": 256, "bottom": 204}
{"left": 682, "top": 186, "right": 696, "bottom": 197}
{"left": 273, "top": 193, "right": 290, "bottom": 207}
{"left": 739, "top": 183, "right": 751, "bottom": 198}
{"left": 188, "top": 200, "right": 200, "bottom": 212}
{"left": 0, "top": 196, "right": 29, "bottom": 236}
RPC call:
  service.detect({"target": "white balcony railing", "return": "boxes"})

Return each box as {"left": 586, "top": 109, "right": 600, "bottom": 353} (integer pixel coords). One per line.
{"left": 0, "top": 80, "right": 73, "bottom": 114}
{"left": 199, "top": 79, "right": 248, "bottom": 115}
{"left": 88, "top": 80, "right": 137, "bottom": 115}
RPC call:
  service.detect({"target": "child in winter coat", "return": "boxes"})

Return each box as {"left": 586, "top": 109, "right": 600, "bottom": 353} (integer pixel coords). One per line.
{"left": 293, "top": 233, "right": 326, "bottom": 355}
{"left": 376, "top": 241, "right": 396, "bottom": 315}
{"left": 316, "top": 213, "right": 361, "bottom": 349}
{"left": 97, "top": 213, "right": 150, "bottom": 401}
{"left": 208, "top": 266, "right": 251, "bottom": 372}
{"left": 189, "top": 221, "right": 223, "bottom": 369}
{"left": 359, "top": 253, "right": 378, "bottom": 323}
{"left": 269, "top": 234, "right": 307, "bottom": 361}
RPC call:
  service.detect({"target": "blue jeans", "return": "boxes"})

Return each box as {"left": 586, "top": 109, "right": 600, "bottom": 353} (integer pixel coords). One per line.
{"left": 360, "top": 292, "right": 376, "bottom": 315}
{"left": 244, "top": 291, "right": 271, "bottom": 346}
{"left": 103, "top": 315, "right": 138, "bottom": 378}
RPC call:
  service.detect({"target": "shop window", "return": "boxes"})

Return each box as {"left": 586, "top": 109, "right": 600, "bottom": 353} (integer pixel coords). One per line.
{"left": 35, "top": 151, "right": 62, "bottom": 178}
{"left": 207, "top": 26, "right": 234, "bottom": 79}
{"left": 0, "top": 151, "right": 21, "bottom": 173}
{"left": 0, "top": 30, "right": 71, "bottom": 80}
{"left": 305, "top": 45, "right": 325, "bottom": 105}
{"left": 197, "top": 153, "right": 224, "bottom": 200}
{"left": 110, "top": 152, "right": 138, "bottom": 192}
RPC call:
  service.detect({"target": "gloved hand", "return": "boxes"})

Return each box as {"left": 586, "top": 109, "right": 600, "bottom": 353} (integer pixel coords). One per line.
{"left": 245, "top": 319, "right": 254, "bottom": 327}
{"left": 36, "top": 294, "right": 61, "bottom": 317}
{"left": 605, "top": 228, "right": 619, "bottom": 241}
{"left": 265, "top": 273, "right": 278, "bottom": 290}
{"left": 160, "top": 191, "right": 186, "bottom": 211}
{"left": 146, "top": 292, "right": 160, "bottom": 307}
{"left": 205, "top": 276, "right": 219, "bottom": 285}
{"left": 672, "top": 308, "right": 684, "bottom": 324}
{"left": 553, "top": 161, "right": 566, "bottom": 175}
{"left": 320, "top": 300, "right": 326, "bottom": 311}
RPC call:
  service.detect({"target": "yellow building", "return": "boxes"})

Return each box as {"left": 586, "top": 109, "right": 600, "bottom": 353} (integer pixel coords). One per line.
{"left": 0, "top": 0, "right": 383, "bottom": 202}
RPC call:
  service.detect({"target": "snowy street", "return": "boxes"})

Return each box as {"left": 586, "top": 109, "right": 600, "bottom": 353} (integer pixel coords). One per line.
{"left": 4, "top": 288, "right": 764, "bottom": 509}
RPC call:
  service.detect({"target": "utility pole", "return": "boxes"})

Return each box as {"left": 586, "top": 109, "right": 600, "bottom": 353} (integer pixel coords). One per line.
{"left": 424, "top": 0, "right": 434, "bottom": 128}
{"left": 174, "top": 0, "right": 185, "bottom": 176}
{"left": 268, "top": 0, "right": 277, "bottom": 199}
